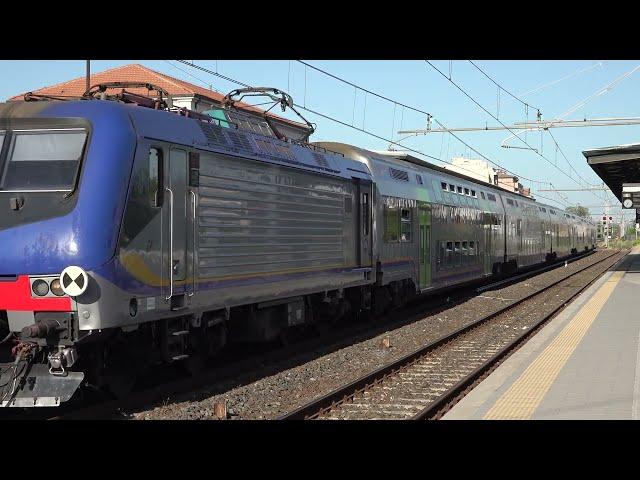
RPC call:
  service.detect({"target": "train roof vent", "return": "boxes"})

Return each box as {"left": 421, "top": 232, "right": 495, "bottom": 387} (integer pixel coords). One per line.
{"left": 226, "top": 129, "right": 254, "bottom": 153}
{"left": 389, "top": 167, "right": 409, "bottom": 182}
{"left": 274, "top": 143, "right": 293, "bottom": 159}
{"left": 200, "top": 123, "right": 229, "bottom": 146}
{"left": 312, "top": 152, "right": 331, "bottom": 169}
{"left": 254, "top": 137, "right": 278, "bottom": 156}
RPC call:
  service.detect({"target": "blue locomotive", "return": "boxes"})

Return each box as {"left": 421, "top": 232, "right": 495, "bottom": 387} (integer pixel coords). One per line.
{"left": 0, "top": 86, "right": 596, "bottom": 406}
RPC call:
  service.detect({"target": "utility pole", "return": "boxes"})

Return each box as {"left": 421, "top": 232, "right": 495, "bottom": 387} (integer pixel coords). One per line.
{"left": 85, "top": 60, "right": 90, "bottom": 93}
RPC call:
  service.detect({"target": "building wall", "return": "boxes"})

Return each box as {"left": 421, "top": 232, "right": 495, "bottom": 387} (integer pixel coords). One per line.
{"left": 444, "top": 157, "right": 496, "bottom": 184}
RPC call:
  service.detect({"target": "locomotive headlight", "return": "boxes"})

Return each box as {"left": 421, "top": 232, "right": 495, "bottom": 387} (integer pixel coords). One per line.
{"left": 32, "top": 279, "right": 50, "bottom": 297}
{"left": 50, "top": 278, "right": 65, "bottom": 296}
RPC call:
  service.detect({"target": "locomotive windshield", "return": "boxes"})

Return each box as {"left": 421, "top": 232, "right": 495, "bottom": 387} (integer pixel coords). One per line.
{"left": 0, "top": 129, "right": 87, "bottom": 191}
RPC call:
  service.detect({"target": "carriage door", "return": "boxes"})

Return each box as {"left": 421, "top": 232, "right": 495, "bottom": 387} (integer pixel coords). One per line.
{"left": 164, "top": 148, "right": 188, "bottom": 300}
{"left": 355, "top": 180, "right": 373, "bottom": 268}
{"left": 418, "top": 205, "right": 431, "bottom": 289}
{"left": 483, "top": 213, "right": 492, "bottom": 275}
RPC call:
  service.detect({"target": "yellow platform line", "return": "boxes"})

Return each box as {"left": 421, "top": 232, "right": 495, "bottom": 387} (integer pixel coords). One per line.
{"left": 483, "top": 270, "right": 625, "bottom": 420}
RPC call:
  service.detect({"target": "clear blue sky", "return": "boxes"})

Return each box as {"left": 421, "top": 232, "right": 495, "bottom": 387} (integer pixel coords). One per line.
{"left": 2, "top": 59, "right": 638, "bottom": 219}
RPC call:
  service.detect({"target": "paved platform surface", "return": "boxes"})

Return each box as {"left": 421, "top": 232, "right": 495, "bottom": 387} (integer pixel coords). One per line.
{"left": 444, "top": 248, "right": 640, "bottom": 420}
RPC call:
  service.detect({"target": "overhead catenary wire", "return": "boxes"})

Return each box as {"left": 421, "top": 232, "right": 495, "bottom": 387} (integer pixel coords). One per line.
{"left": 426, "top": 60, "right": 603, "bottom": 196}
{"left": 162, "top": 60, "right": 221, "bottom": 93}
{"left": 468, "top": 60, "right": 540, "bottom": 115}
{"left": 294, "top": 60, "right": 542, "bottom": 184}
{"left": 546, "top": 130, "right": 603, "bottom": 191}
{"left": 176, "top": 60, "right": 541, "bottom": 186}
{"left": 517, "top": 62, "right": 603, "bottom": 98}
{"left": 553, "top": 63, "right": 640, "bottom": 121}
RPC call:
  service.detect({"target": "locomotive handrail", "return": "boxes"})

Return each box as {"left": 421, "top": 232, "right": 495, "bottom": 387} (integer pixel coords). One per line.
{"left": 189, "top": 190, "right": 197, "bottom": 298}
{"left": 166, "top": 187, "right": 174, "bottom": 301}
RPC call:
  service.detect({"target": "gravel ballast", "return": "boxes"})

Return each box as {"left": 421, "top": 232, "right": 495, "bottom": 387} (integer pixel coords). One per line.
{"left": 125, "top": 250, "right": 619, "bottom": 420}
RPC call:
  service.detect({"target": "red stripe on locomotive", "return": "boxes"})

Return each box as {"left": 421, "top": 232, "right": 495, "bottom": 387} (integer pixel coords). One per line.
{"left": 0, "top": 276, "right": 72, "bottom": 311}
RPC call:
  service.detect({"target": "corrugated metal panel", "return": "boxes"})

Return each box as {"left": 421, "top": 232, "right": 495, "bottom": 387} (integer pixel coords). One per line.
{"left": 197, "top": 152, "right": 353, "bottom": 279}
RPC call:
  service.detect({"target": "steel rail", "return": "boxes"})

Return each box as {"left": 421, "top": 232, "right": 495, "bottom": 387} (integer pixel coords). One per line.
{"left": 413, "top": 249, "right": 627, "bottom": 420}
{"left": 279, "top": 249, "right": 622, "bottom": 420}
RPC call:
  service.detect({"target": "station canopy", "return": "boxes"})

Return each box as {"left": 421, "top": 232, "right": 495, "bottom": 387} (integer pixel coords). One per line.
{"left": 583, "top": 143, "right": 640, "bottom": 202}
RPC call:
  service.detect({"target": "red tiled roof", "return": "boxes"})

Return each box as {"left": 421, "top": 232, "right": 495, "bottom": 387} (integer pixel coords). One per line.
{"left": 8, "top": 63, "right": 308, "bottom": 130}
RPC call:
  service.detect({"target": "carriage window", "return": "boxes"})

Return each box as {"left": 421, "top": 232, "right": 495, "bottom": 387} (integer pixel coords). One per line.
{"left": 149, "top": 147, "right": 163, "bottom": 207}
{"left": 384, "top": 206, "right": 400, "bottom": 243}
{"left": 462, "top": 241, "right": 468, "bottom": 263}
{"left": 480, "top": 191, "right": 485, "bottom": 199}
{"left": 464, "top": 188, "right": 470, "bottom": 196}
{"left": 454, "top": 242, "right": 461, "bottom": 265}
{"left": 469, "top": 241, "right": 476, "bottom": 260}
{"left": 446, "top": 241, "right": 453, "bottom": 265}
{"left": 400, "top": 208, "right": 412, "bottom": 242}
{"left": 457, "top": 186, "right": 463, "bottom": 194}
{"left": 449, "top": 184, "right": 455, "bottom": 192}
{"left": 1, "top": 130, "right": 87, "bottom": 191}
{"left": 441, "top": 182, "right": 448, "bottom": 191}
{"left": 471, "top": 190, "right": 476, "bottom": 197}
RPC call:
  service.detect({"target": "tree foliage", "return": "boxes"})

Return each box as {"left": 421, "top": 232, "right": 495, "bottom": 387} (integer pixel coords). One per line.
{"left": 565, "top": 205, "right": 590, "bottom": 218}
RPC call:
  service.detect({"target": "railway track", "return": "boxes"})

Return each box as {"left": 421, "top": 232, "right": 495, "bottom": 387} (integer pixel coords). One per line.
{"left": 279, "top": 249, "right": 624, "bottom": 420}
{"left": 43, "top": 250, "right": 602, "bottom": 420}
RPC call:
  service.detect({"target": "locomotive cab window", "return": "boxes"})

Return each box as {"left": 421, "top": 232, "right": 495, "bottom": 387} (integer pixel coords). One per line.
{"left": 149, "top": 147, "right": 163, "bottom": 207}
{"left": 1, "top": 129, "right": 87, "bottom": 191}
